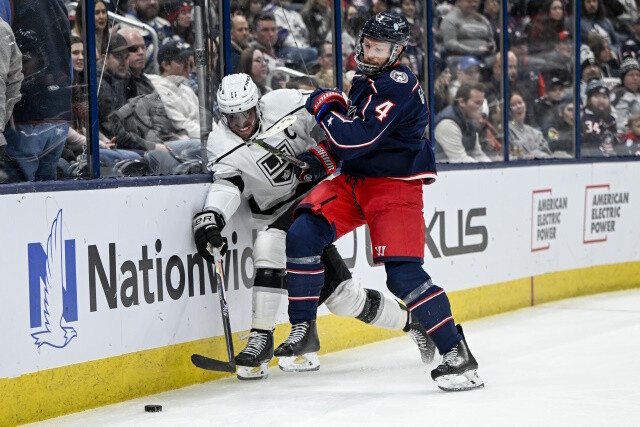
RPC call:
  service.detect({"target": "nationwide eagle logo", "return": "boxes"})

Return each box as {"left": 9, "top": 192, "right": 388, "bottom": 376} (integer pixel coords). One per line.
{"left": 28, "top": 209, "right": 78, "bottom": 349}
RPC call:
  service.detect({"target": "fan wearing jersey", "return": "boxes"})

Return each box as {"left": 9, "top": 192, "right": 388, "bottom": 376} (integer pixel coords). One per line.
{"left": 274, "top": 12, "right": 484, "bottom": 391}
{"left": 192, "top": 73, "right": 435, "bottom": 380}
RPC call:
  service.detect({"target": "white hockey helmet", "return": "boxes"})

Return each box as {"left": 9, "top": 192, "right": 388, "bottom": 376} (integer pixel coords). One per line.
{"left": 217, "top": 73, "right": 262, "bottom": 139}
{"left": 217, "top": 73, "right": 260, "bottom": 114}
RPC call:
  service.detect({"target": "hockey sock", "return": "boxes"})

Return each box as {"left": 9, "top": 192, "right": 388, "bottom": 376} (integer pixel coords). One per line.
{"left": 386, "top": 262, "right": 462, "bottom": 354}
{"left": 285, "top": 212, "right": 334, "bottom": 324}
{"left": 286, "top": 258, "right": 324, "bottom": 324}
{"left": 405, "top": 284, "right": 461, "bottom": 354}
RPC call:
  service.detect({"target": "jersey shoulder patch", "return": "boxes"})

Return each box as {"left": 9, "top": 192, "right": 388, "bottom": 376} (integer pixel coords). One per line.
{"left": 390, "top": 69, "right": 408, "bottom": 84}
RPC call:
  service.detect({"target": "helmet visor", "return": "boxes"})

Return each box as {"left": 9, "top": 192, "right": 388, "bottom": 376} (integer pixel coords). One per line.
{"left": 224, "top": 108, "right": 258, "bottom": 139}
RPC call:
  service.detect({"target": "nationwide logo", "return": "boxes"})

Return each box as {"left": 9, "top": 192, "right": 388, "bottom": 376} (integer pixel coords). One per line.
{"left": 28, "top": 209, "right": 78, "bottom": 349}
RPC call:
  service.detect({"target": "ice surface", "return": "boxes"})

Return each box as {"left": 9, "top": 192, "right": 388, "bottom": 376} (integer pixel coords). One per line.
{"left": 29, "top": 290, "right": 640, "bottom": 427}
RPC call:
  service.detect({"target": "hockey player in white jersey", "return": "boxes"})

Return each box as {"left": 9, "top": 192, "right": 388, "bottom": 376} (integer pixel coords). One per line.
{"left": 192, "top": 73, "right": 435, "bottom": 380}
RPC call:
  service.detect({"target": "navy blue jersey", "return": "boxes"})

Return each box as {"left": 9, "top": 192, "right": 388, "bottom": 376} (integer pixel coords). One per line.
{"left": 581, "top": 108, "right": 619, "bottom": 157}
{"left": 318, "top": 64, "right": 436, "bottom": 183}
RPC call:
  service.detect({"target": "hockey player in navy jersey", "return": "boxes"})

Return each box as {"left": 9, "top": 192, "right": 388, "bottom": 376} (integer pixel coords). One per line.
{"left": 274, "top": 12, "right": 484, "bottom": 391}
{"left": 192, "top": 73, "right": 434, "bottom": 380}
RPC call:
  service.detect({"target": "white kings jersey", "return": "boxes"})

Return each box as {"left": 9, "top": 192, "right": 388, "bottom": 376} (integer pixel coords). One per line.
{"left": 203, "top": 89, "right": 318, "bottom": 226}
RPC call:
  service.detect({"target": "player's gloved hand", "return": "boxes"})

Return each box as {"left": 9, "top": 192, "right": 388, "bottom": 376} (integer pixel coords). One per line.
{"left": 305, "top": 88, "right": 348, "bottom": 124}
{"left": 193, "top": 210, "right": 228, "bottom": 263}
{"left": 294, "top": 141, "right": 338, "bottom": 182}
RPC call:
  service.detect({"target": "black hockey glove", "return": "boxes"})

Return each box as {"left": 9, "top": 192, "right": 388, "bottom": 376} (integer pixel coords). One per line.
{"left": 305, "top": 88, "right": 348, "bottom": 124}
{"left": 193, "top": 210, "right": 228, "bottom": 263}
{"left": 294, "top": 141, "right": 338, "bottom": 183}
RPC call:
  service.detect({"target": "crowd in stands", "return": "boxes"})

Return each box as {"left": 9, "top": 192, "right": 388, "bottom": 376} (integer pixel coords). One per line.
{"left": 1, "top": 0, "right": 640, "bottom": 184}
{"left": 432, "top": 0, "right": 640, "bottom": 162}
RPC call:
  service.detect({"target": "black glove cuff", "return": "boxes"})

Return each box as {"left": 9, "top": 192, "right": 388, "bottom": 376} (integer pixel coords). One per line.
{"left": 193, "top": 210, "right": 226, "bottom": 231}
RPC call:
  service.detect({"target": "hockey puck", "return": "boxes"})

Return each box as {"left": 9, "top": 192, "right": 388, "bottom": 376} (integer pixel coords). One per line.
{"left": 144, "top": 404, "right": 162, "bottom": 413}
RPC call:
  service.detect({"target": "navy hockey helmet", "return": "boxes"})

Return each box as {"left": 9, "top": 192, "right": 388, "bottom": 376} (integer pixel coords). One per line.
{"left": 355, "top": 12, "right": 409, "bottom": 76}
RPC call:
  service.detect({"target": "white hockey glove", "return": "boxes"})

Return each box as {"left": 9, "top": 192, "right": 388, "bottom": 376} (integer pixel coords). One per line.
{"left": 193, "top": 210, "right": 228, "bottom": 263}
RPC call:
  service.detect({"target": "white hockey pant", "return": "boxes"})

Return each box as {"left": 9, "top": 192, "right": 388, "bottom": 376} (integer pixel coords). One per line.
{"left": 323, "top": 279, "right": 408, "bottom": 330}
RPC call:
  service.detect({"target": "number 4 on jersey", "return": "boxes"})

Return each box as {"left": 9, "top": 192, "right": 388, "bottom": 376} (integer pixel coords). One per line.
{"left": 375, "top": 100, "right": 395, "bottom": 122}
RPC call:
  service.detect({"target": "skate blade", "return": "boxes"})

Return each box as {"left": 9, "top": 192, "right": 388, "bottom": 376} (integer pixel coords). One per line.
{"left": 420, "top": 341, "right": 437, "bottom": 365}
{"left": 277, "top": 353, "right": 320, "bottom": 372}
{"left": 236, "top": 363, "right": 269, "bottom": 380}
{"left": 436, "top": 369, "right": 484, "bottom": 392}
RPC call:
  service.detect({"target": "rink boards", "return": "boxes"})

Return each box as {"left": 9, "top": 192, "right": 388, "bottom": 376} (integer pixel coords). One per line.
{"left": 1, "top": 161, "right": 640, "bottom": 425}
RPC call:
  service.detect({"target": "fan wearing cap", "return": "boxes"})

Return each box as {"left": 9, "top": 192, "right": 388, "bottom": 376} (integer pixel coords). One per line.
{"left": 167, "top": 2, "right": 194, "bottom": 46}
{"left": 581, "top": 79, "right": 619, "bottom": 157}
{"left": 533, "top": 74, "right": 569, "bottom": 129}
{"left": 98, "top": 33, "right": 133, "bottom": 139}
{"left": 611, "top": 57, "right": 640, "bottom": 133}
{"left": 448, "top": 56, "right": 483, "bottom": 100}
{"left": 147, "top": 39, "right": 200, "bottom": 139}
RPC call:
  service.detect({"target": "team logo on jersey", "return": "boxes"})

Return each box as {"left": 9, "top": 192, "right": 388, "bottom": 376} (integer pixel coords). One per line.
{"left": 390, "top": 70, "right": 408, "bottom": 83}
{"left": 257, "top": 140, "right": 296, "bottom": 186}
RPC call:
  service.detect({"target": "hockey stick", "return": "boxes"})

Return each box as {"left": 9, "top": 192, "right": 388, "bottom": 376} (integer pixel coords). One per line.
{"left": 250, "top": 114, "right": 310, "bottom": 170}
{"left": 191, "top": 247, "right": 236, "bottom": 372}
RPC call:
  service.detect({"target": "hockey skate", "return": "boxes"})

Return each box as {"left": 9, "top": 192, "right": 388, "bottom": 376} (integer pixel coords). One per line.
{"left": 431, "top": 325, "right": 484, "bottom": 392}
{"left": 404, "top": 313, "right": 437, "bottom": 364}
{"left": 274, "top": 320, "right": 320, "bottom": 372}
{"left": 235, "top": 329, "right": 273, "bottom": 380}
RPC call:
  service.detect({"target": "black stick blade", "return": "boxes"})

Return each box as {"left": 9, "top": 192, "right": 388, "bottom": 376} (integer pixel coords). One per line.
{"left": 191, "top": 353, "right": 237, "bottom": 373}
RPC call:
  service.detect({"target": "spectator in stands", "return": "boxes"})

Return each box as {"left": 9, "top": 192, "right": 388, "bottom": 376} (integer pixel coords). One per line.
{"left": 581, "top": 0, "right": 621, "bottom": 51}
{"left": 399, "top": 0, "right": 424, "bottom": 79}
{"left": 238, "top": 46, "right": 270, "bottom": 95}
{"left": 230, "top": 14, "right": 251, "bottom": 72}
{"left": 301, "top": 0, "right": 331, "bottom": 49}
{"left": 510, "top": 29, "right": 545, "bottom": 88}
{"left": 147, "top": 39, "right": 200, "bottom": 139}
{"left": 251, "top": 14, "right": 280, "bottom": 67}
{"left": 434, "top": 83, "right": 491, "bottom": 162}
{"left": 3, "top": 0, "right": 71, "bottom": 182}
{"left": 120, "top": 28, "right": 155, "bottom": 97}
{"left": 71, "top": 36, "right": 85, "bottom": 84}
{"left": 314, "top": 42, "right": 351, "bottom": 92}
{"left": 620, "top": 108, "right": 640, "bottom": 155}
{"left": 167, "top": 1, "right": 194, "bottom": 46}
{"left": 65, "top": 35, "right": 140, "bottom": 174}
{"left": 543, "top": 100, "right": 575, "bottom": 154}
{"left": 240, "top": 0, "right": 265, "bottom": 27}
{"left": 612, "top": 57, "right": 640, "bottom": 132}
{"left": 342, "top": 5, "right": 367, "bottom": 59}
{"left": 434, "top": 65, "right": 453, "bottom": 113}
{"left": 128, "top": 0, "right": 174, "bottom": 74}
{"left": 449, "top": 56, "right": 483, "bottom": 101}
{"left": 486, "top": 51, "right": 536, "bottom": 126}
{"left": 540, "top": 30, "right": 574, "bottom": 83}
{"left": 439, "top": 0, "right": 496, "bottom": 59}
{"left": 509, "top": 91, "right": 572, "bottom": 159}
{"left": 264, "top": 0, "right": 317, "bottom": 70}
{"left": 533, "top": 74, "right": 569, "bottom": 129}
{"left": 73, "top": 1, "right": 111, "bottom": 57}
{"left": 528, "top": 0, "right": 569, "bottom": 55}
{"left": 618, "top": 16, "right": 640, "bottom": 61}
{"left": 0, "top": 17, "right": 22, "bottom": 181}
{"left": 587, "top": 32, "right": 620, "bottom": 78}
{"left": 581, "top": 79, "right": 619, "bottom": 157}
{"left": 580, "top": 53, "right": 604, "bottom": 104}
{"left": 98, "top": 34, "right": 132, "bottom": 140}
